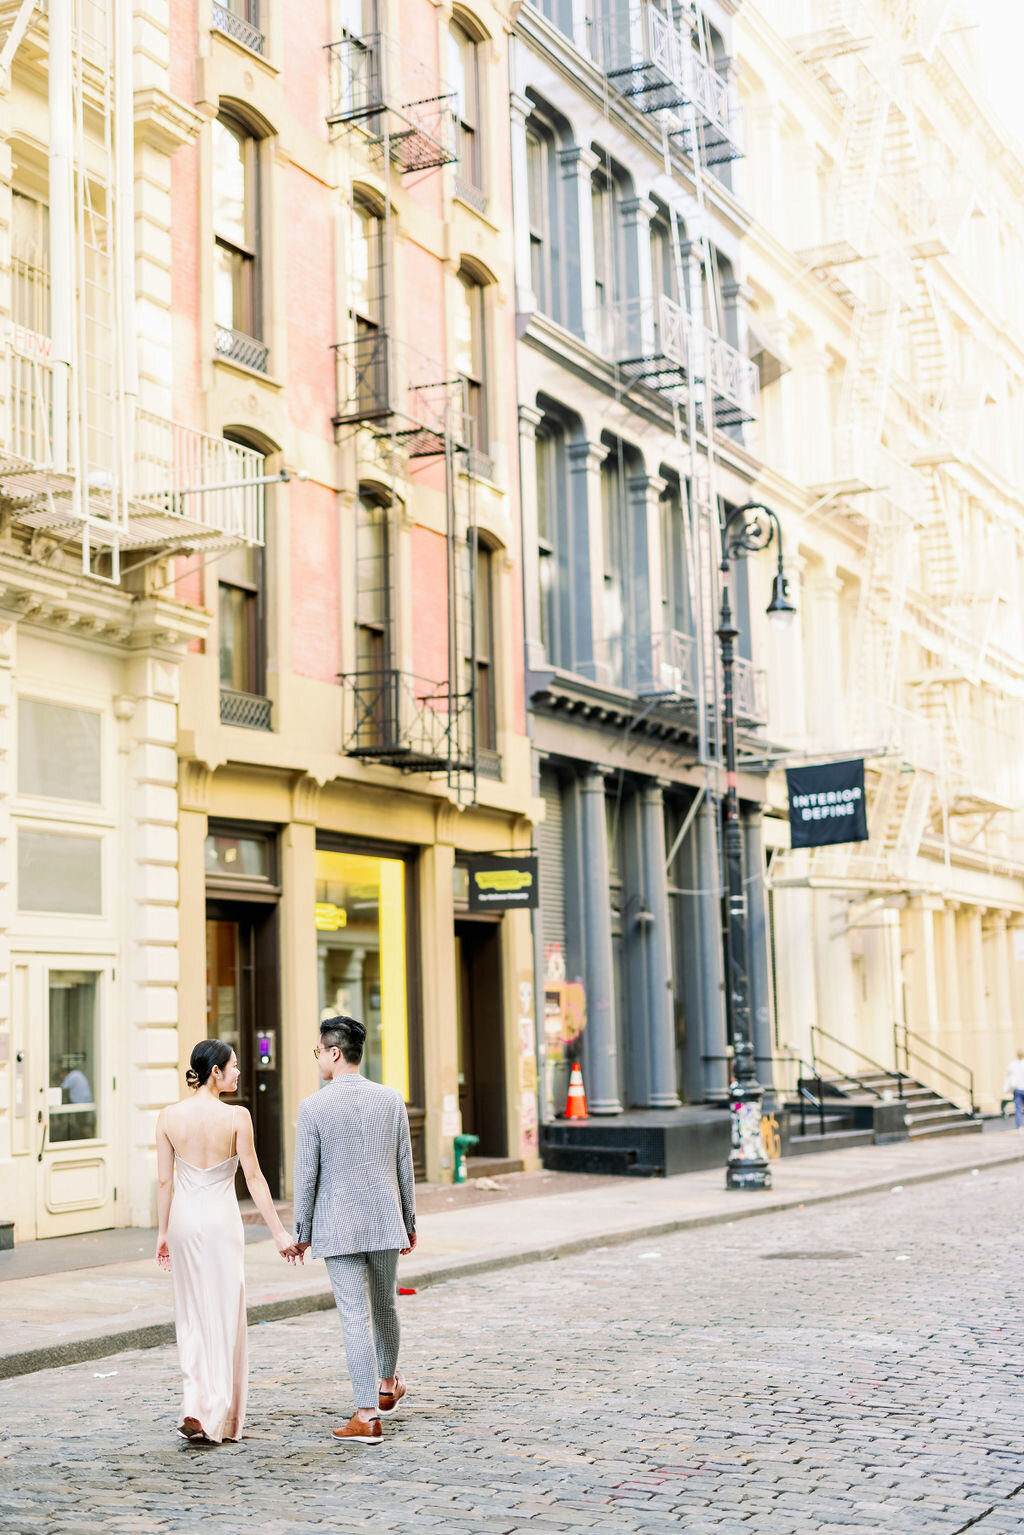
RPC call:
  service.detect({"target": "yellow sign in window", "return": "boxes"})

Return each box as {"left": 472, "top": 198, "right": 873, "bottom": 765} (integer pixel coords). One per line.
{"left": 315, "top": 849, "right": 410, "bottom": 1100}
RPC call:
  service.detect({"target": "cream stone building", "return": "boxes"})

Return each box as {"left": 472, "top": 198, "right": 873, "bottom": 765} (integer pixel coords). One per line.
{"left": 737, "top": 0, "right": 1024, "bottom": 1114}
{"left": 0, "top": 0, "right": 538, "bottom": 1244}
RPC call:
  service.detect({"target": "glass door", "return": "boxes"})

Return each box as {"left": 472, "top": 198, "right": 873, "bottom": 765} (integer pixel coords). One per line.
{"left": 15, "top": 957, "right": 117, "bottom": 1240}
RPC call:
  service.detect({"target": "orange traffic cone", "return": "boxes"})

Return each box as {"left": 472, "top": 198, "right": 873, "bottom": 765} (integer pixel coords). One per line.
{"left": 565, "top": 1061, "right": 588, "bottom": 1120}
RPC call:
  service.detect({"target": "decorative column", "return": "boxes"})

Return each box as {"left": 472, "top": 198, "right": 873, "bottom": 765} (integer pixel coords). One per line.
{"left": 580, "top": 769, "right": 622, "bottom": 1114}
{"left": 559, "top": 145, "right": 601, "bottom": 339}
{"left": 796, "top": 345, "right": 832, "bottom": 485}
{"left": 983, "top": 910, "right": 1013, "bottom": 1110}
{"left": 126, "top": 609, "right": 204, "bottom": 1229}
{"left": 620, "top": 195, "right": 657, "bottom": 356}
{"left": 937, "top": 902, "right": 963, "bottom": 1066}
{"left": 518, "top": 404, "right": 548, "bottom": 674}
{"left": 958, "top": 905, "right": 987, "bottom": 1108}
{"left": 280, "top": 775, "right": 321, "bottom": 1195}
{"left": 567, "top": 439, "right": 605, "bottom": 683}
{"left": 697, "top": 799, "right": 730, "bottom": 1102}
{"left": 638, "top": 782, "right": 679, "bottom": 1108}
{"left": 509, "top": 91, "right": 538, "bottom": 322}
{"left": 625, "top": 470, "right": 659, "bottom": 683}
{"left": 743, "top": 808, "right": 774, "bottom": 1086}
{"left": 804, "top": 567, "right": 845, "bottom": 750}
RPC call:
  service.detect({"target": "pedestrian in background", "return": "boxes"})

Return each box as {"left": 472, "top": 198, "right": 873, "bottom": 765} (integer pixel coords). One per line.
{"left": 155, "top": 1039, "right": 302, "bottom": 1444}
{"left": 1004, "top": 1048, "right": 1024, "bottom": 1129}
{"left": 293, "top": 1015, "right": 416, "bottom": 1446}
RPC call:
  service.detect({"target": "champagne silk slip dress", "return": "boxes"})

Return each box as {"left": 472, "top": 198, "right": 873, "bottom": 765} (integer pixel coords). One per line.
{"left": 167, "top": 1108, "right": 247, "bottom": 1442}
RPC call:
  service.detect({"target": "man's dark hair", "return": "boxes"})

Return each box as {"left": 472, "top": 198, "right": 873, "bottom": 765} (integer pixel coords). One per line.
{"left": 320, "top": 1015, "right": 366, "bottom": 1065}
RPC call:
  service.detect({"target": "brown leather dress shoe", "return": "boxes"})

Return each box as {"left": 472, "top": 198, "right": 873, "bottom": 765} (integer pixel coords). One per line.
{"left": 378, "top": 1372, "right": 407, "bottom": 1417}
{"left": 332, "top": 1414, "right": 383, "bottom": 1445}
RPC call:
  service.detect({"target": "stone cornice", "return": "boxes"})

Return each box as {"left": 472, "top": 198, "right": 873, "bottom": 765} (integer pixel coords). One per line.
{"left": 134, "top": 87, "right": 205, "bottom": 155}
{"left": 0, "top": 553, "right": 209, "bottom": 654}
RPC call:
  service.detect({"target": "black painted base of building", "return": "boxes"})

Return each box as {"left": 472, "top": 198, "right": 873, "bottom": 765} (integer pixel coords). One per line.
{"left": 541, "top": 1107, "right": 731, "bottom": 1177}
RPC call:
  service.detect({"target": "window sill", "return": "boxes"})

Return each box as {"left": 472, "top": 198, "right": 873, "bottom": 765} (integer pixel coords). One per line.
{"left": 212, "top": 352, "right": 284, "bottom": 391}
{"left": 220, "top": 689, "right": 273, "bottom": 730}
{"left": 210, "top": 11, "right": 278, "bottom": 73}
{"left": 476, "top": 749, "right": 503, "bottom": 781}
{"left": 454, "top": 180, "right": 489, "bottom": 218}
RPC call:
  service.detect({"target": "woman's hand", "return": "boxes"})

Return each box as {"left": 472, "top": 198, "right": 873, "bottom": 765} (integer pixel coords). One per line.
{"left": 156, "top": 1235, "right": 171, "bottom": 1272}
{"left": 275, "top": 1230, "right": 303, "bottom": 1264}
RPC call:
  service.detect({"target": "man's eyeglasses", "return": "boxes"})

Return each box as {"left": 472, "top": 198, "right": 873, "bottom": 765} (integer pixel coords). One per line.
{"left": 313, "top": 1044, "right": 339, "bottom": 1060}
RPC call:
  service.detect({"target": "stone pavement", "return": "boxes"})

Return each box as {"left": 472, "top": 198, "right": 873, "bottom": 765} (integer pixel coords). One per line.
{"left": 3, "top": 1159, "right": 1024, "bottom": 1534}
{"left": 2, "top": 1127, "right": 1023, "bottom": 1378}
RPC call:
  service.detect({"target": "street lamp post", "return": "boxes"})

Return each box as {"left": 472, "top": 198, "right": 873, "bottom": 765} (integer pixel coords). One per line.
{"left": 718, "top": 501, "right": 796, "bottom": 1191}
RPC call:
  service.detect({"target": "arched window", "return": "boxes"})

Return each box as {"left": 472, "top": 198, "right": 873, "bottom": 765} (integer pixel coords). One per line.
{"left": 350, "top": 195, "right": 387, "bottom": 416}
{"left": 213, "top": 115, "right": 265, "bottom": 371}
{"left": 449, "top": 17, "right": 483, "bottom": 202}
{"left": 356, "top": 490, "right": 391, "bottom": 672}
{"left": 535, "top": 414, "right": 565, "bottom": 665}
{"left": 659, "top": 474, "right": 690, "bottom": 638}
{"left": 474, "top": 539, "right": 498, "bottom": 763}
{"left": 218, "top": 432, "right": 270, "bottom": 728}
{"left": 454, "top": 266, "right": 488, "bottom": 464}
{"left": 526, "top": 114, "right": 564, "bottom": 323}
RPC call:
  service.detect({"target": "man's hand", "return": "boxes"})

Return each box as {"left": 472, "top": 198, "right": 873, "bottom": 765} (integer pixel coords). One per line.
{"left": 296, "top": 1240, "right": 311, "bottom": 1256}
{"left": 400, "top": 1231, "right": 417, "bottom": 1255}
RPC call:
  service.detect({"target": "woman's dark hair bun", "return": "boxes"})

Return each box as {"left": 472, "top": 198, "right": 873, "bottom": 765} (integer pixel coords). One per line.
{"left": 187, "top": 1039, "right": 233, "bottom": 1089}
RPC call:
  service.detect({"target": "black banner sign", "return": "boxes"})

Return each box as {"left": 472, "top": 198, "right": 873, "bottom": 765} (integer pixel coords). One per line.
{"left": 785, "top": 759, "right": 869, "bottom": 849}
{"left": 466, "top": 854, "right": 539, "bottom": 912}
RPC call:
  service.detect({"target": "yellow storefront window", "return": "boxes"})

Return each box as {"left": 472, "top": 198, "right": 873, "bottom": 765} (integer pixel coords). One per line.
{"left": 315, "top": 849, "right": 410, "bottom": 1101}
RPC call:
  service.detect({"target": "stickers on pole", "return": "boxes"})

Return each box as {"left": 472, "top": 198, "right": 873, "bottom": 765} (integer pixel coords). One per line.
{"left": 785, "top": 759, "right": 869, "bottom": 848}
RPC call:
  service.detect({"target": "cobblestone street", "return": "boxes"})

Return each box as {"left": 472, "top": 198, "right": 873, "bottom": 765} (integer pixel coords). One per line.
{"left": 3, "top": 1163, "right": 1024, "bottom": 1535}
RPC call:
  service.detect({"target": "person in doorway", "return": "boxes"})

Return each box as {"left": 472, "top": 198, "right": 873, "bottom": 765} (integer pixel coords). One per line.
{"left": 293, "top": 1015, "right": 417, "bottom": 1446}
{"left": 1005, "top": 1048, "right": 1024, "bottom": 1129}
{"left": 155, "top": 1040, "right": 302, "bottom": 1445}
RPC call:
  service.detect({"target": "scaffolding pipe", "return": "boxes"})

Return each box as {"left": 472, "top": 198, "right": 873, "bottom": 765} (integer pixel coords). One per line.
{"left": 48, "top": 0, "right": 73, "bottom": 474}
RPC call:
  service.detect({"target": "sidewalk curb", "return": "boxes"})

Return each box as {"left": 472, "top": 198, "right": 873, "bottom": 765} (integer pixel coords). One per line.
{"left": 3, "top": 1145, "right": 1020, "bottom": 1382}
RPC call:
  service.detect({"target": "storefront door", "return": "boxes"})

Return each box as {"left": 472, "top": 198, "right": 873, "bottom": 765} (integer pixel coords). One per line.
{"left": 206, "top": 904, "right": 283, "bottom": 1199}
{"left": 454, "top": 919, "right": 507, "bottom": 1158}
{"left": 13, "top": 955, "right": 118, "bottom": 1240}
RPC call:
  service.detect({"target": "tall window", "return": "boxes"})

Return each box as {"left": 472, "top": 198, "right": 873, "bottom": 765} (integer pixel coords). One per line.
{"left": 535, "top": 418, "right": 564, "bottom": 665}
{"left": 454, "top": 268, "right": 487, "bottom": 464}
{"left": 11, "top": 190, "right": 49, "bottom": 334}
{"left": 449, "top": 18, "right": 483, "bottom": 202}
{"left": 351, "top": 196, "right": 387, "bottom": 416}
{"left": 535, "top": 0, "right": 574, "bottom": 39}
{"left": 218, "top": 435, "right": 268, "bottom": 726}
{"left": 526, "top": 118, "right": 562, "bottom": 323}
{"left": 650, "top": 212, "right": 679, "bottom": 311}
{"left": 474, "top": 540, "right": 497, "bottom": 761}
{"left": 213, "top": 116, "right": 264, "bottom": 369}
{"left": 356, "top": 492, "right": 391, "bottom": 674}
{"left": 592, "top": 167, "right": 613, "bottom": 311}
{"left": 659, "top": 477, "right": 690, "bottom": 636}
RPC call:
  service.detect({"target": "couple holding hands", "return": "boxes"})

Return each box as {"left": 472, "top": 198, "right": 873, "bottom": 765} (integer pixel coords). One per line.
{"left": 155, "top": 1014, "right": 416, "bottom": 1446}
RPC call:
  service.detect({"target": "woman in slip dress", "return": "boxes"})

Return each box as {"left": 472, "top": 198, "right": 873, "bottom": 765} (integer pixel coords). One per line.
{"left": 155, "top": 1039, "right": 302, "bottom": 1444}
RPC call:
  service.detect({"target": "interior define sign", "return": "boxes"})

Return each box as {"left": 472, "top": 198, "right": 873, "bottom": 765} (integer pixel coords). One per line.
{"left": 785, "top": 759, "right": 869, "bottom": 848}
{"left": 466, "top": 854, "right": 539, "bottom": 912}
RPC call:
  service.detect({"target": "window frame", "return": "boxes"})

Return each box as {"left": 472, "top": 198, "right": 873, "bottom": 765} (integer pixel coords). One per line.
{"left": 217, "top": 433, "right": 268, "bottom": 705}
{"left": 212, "top": 113, "right": 262, "bottom": 345}
{"left": 455, "top": 266, "right": 488, "bottom": 462}
{"left": 473, "top": 537, "right": 498, "bottom": 762}
{"left": 449, "top": 17, "right": 484, "bottom": 199}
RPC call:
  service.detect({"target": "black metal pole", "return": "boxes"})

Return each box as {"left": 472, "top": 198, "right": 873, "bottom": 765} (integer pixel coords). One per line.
{"left": 718, "top": 532, "right": 771, "bottom": 1192}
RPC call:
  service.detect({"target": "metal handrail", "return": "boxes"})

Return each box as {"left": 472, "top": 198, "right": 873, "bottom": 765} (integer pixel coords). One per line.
{"left": 893, "top": 1022, "right": 976, "bottom": 1116}
{"left": 809, "top": 1049, "right": 884, "bottom": 1100}
{"left": 812, "top": 1024, "right": 907, "bottom": 1100}
{"left": 791, "top": 1055, "right": 825, "bottom": 1138}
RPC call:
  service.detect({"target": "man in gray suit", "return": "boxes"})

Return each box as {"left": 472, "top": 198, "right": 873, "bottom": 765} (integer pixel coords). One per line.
{"left": 294, "top": 1015, "right": 417, "bottom": 1445}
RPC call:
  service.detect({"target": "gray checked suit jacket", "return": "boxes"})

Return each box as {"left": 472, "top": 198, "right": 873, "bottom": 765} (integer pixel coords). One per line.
{"left": 292, "top": 1074, "right": 416, "bottom": 1259}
